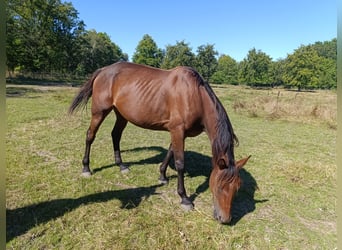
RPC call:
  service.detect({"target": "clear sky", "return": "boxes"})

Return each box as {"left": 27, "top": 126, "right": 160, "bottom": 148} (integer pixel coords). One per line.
{"left": 70, "top": 0, "right": 336, "bottom": 62}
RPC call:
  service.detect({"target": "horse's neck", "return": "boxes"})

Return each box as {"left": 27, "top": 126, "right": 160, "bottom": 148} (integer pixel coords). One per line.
{"left": 200, "top": 86, "right": 232, "bottom": 166}
{"left": 200, "top": 87, "right": 220, "bottom": 146}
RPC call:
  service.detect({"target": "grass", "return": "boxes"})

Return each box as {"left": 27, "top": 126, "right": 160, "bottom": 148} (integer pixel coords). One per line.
{"left": 6, "top": 84, "right": 336, "bottom": 249}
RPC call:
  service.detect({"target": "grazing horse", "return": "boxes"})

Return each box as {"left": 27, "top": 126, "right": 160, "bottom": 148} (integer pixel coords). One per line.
{"left": 69, "top": 62, "right": 250, "bottom": 224}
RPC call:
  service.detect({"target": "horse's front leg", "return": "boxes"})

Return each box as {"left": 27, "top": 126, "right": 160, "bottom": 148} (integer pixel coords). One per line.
{"left": 112, "top": 112, "right": 129, "bottom": 173}
{"left": 171, "top": 130, "right": 194, "bottom": 210}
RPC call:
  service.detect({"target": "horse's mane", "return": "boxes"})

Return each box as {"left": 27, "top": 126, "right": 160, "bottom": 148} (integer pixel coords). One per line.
{"left": 185, "top": 68, "right": 238, "bottom": 170}
{"left": 206, "top": 83, "right": 238, "bottom": 167}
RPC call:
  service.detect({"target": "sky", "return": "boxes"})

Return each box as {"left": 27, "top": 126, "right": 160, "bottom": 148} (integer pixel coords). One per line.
{"left": 70, "top": 0, "right": 336, "bottom": 62}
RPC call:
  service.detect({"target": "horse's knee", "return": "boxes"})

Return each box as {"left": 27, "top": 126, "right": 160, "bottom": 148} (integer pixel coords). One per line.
{"left": 175, "top": 159, "right": 184, "bottom": 171}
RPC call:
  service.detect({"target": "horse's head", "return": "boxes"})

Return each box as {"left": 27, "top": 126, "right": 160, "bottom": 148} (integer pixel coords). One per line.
{"left": 209, "top": 156, "right": 251, "bottom": 224}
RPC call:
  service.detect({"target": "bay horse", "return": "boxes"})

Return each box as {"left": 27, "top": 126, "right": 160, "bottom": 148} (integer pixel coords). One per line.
{"left": 69, "top": 62, "right": 250, "bottom": 224}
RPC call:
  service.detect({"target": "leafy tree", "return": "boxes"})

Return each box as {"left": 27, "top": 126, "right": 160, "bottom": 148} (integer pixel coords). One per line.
{"left": 269, "top": 59, "right": 286, "bottom": 87}
{"left": 310, "top": 38, "right": 337, "bottom": 60}
{"left": 317, "top": 57, "right": 336, "bottom": 89}
{"left": 76, "top": 30, "right": 128, "bottom": 75}
{"left": 211, "top": 54, "right": 238, "bottom": 84}
{"left": 6, "top": 0, "right": 85, "bottom": 74}
{"left": 195, "top": 44, "right": 218, "bottom": 82}
{"left": 310, "top": 39, "right": 336, "bottom": 89}
{"left": 283, "top": 46, "right": 324, "bottom": 90}
{"left": 161, "top": 40, "right": 196, "bottom": 69}
{"left": 6, "top": 0, "right": 25, "bottom": 73}
{"left": 132, "top": 34, "right": 163, "bottom": 67}
{"left": 239, "top": 48, "right": 273, "bottom": 87}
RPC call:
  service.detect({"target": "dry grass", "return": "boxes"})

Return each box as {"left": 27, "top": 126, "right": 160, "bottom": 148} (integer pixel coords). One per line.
{"left": 225, "top": 86, "right": 337, "bottom": 129}
{"left": 6, "top": 84, "right": 336, "bottom": 249}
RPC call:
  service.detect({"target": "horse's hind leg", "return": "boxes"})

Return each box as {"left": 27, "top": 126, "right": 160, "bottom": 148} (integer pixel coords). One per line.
{"left": 159, "top": 144, "right": 173, "bottom": 184}
{"left": 112, "top": 111, "right": 128, "bottom": 172}
{"left": 82, "top": 110, "right": 111, "bottom": 176}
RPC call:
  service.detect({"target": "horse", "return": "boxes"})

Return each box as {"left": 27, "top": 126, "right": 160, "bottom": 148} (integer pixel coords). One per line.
{"left": 69, "top": 61, "right": 250, "bottom": 224}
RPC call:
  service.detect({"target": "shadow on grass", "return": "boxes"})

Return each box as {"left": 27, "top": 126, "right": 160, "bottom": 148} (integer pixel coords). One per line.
{"left": 6, "top": 77, "right": 83, "bottom": 86}
{"left": 6, "top": 86, "right": 50, "bottom": 98}
{"left": 6, "top": 183, "right": 163, "bottom": 242}
{"left": 230, "top": 169, "right": 268, "bottom": 225}
{"left": 94, "top": 146, "right": 265, "bottom": 225}
{"left": 7, "top": 147, "right": 265, "bottom": 241}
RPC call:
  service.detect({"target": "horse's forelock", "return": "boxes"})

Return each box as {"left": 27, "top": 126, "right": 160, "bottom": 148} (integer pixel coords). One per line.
{"left": 217, "top": 166, "right": 239, "bottom": 187}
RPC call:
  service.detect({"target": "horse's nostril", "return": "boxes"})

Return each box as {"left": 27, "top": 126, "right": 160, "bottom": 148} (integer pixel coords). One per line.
{"left": 214, "top": 212, "right": 223, "bottom": 222}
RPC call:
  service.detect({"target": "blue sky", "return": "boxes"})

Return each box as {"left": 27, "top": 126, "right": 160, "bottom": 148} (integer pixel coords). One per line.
{"left": 70, "top": 0, "right": 336, "bottom": 61}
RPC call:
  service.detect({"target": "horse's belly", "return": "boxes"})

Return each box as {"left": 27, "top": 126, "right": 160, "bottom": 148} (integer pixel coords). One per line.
{"left": 113, "top": 84, "right": 203, "bottom": 133}
{"left": 115, "top": 103, "right": 170, "bottom": 131}
{"left": 129, "top": 116, "right": 170, "bottom": 131}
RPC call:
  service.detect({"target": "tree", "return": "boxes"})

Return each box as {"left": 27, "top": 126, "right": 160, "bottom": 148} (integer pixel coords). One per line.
{"left": 6, "top": 0, "right": 24, "bottom": 73}
{"left": 282, "top": 46, "right": 323, "bottom": 90}
{"left": 76, "top": 30, "right": 128, "bottom": 75}
{"left": 239, "top": 48, "right": 273, "bottom": 87}
{"left": 310, "top": 38, "right": 336, "bottom": 89}
{"left": 6, "top": 0, "right": 86, "bottom": 74}
{"left": 317, "top": 57, "right": 336, "bottom": 89}
{"left": 269, "top": 59, "right": 286, "bottom": 87}
{"left": 6, "top": 0, "right": 127, "bottom": 77}
{"left": 161, "top": 40, "right": 196, "bottom": 69}
{"left": 211, "top": 54, "right": 238, "bottom": 84}
{"left": 132, "top": 34, "right": 163, "bottom": 67}
{"left": 310, "top": 38, "right": 337, "bottom": 61}
{"left": 195, "top": 44, "right": 218, "bottom": 82}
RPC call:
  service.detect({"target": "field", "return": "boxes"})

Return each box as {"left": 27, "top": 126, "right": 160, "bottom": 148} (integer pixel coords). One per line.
{"left": 6, "top": 84, "right": 336, "bottom": 249}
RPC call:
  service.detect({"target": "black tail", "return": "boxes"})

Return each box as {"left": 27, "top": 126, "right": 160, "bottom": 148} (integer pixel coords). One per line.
{"left": 68, "top": 69, "right": 102, "bottom": 114}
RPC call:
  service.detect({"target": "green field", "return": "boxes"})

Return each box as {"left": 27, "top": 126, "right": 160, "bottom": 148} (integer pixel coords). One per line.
{"left": 6, "top": 84, "right": 336, "bottom": 249}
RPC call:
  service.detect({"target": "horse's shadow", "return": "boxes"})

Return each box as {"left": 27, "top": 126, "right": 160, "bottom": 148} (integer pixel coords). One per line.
{"left": 7, "top": 146, "right": 265, "bottom": 242}
{"left": 95, "top": 146, "right": 265, "bottom": 225}
{"left": 6, "top": 183, "right": 163, "bottom": 242}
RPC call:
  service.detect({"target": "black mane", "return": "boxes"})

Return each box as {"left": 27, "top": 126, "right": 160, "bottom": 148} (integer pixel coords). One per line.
{"left": 183, "top": 67, "right": 238, "bottom": 169}
{"left": 206, "top": 83, "right": 238, "bottom": 164}
{"left": 199, "top": 80, "right": 238, "bottom": 170}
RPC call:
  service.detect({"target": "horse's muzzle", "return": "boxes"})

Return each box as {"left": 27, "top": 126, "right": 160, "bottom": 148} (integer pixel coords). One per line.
{"left": 213, "top": 208, "right": 231, "bottom": 224}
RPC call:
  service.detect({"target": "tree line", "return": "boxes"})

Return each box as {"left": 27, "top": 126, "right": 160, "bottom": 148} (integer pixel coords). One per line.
{"left": 6, "top": 0, "right": 336, "bottom": 90}
{"left": 6, "top": 0, "right": 127, "bottom": 78}
{"left": 131, "top": 35, "right": 336, "bottom": 90}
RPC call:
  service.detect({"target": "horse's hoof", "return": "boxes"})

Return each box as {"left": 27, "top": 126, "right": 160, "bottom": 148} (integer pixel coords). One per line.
{"left": 181, "top": 203, "right": 194, "bottom": 211}
{"left": 120, "top": 167, "right": 130, "bottom": 174}
{"left": 158, "top": 178, "right": 169, "bottom": 185}
{"left": 118, "top": 163, "right": 130, "bottom": 174}
{"left": 81, "top": 171, "right": 92, "bottom": 177}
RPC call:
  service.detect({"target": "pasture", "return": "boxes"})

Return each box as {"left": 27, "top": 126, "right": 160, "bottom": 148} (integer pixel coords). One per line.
{"left": 6, "top": 84, "right": 336, "bottom": 249}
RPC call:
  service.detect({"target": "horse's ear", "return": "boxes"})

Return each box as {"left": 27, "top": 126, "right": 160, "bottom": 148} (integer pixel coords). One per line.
{"left": 218, "top": 158, "right": 226, "bottom": 169}
{"left": 236, "top": 155, "right": 251, "bottom": 169}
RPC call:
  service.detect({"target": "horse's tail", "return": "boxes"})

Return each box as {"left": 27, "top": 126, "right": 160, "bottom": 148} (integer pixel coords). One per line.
{"left": 68, "top": 68, "right": 102, "bottom": 114}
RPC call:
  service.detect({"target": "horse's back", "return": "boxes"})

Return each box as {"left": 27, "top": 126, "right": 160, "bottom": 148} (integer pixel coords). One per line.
{"left": 92, "top": 62, "right": 205, "bottom": 133}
